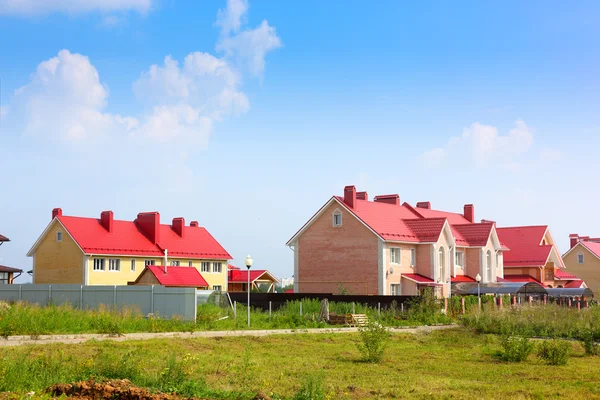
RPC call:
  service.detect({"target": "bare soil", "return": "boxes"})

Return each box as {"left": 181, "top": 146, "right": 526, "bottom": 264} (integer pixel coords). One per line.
{"left": 46, "top": 379, "right": 190, "bottom": 399}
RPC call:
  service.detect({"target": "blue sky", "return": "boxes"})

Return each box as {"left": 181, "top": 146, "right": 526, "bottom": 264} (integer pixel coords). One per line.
{"left": 1, "top": 0, "right": 599, "bottom": 282}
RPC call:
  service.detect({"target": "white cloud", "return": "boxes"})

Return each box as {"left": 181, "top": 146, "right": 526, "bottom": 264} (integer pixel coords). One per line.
{"left": 216, "top": 0, "right": 248, "bottom": 35}
{"left": 12, "top": 49, "right": 136, "bottom": 141}
{"left": 540, "top": 148, "right": 563, "bottom": 162}
{"left": 0, "top": 0, "right": 151, "bottom": 15}
{"left": 0, "top": 105, "right": 7, "bottom": 120}
{"left": 422, "top": 120, "right": 540, "bottom": 170}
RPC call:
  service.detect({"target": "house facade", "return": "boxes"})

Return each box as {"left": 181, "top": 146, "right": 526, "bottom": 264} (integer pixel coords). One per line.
{"left": 27, "top": 208, "right": 231, "bottom": 290}
{"left": 227, "top": 265, "right": 280, "bottom": 292}
{"left": 496, "top": 226, "right": 568, "bottom": 288}
{"left": 562, "top": 234, "right": 600, "bottom": 293}
{"left": 286, "top": 185, "right": 507, "bottom": 297}
{"left": 0, "top": 234, "right": 23, "bottom": 284}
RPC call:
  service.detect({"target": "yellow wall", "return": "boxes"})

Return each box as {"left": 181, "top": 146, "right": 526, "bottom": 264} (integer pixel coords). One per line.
{"left": 563, "top": 245, "right": 600, "bottom": 294}
{"left": 33, "top": 220, "right": 84, "bottom": 284}
{"left": 87, "top": 256, "right": 227, "bottom": 289}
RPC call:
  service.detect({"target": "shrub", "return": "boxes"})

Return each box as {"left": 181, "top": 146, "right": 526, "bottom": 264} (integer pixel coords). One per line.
{"left": 537, "top": 339, "right": 571, "bottom": 365}
{"left": 293, "top": 373, "right": 326, "bottom": 400}
{"left": 583, "top": 330, "right": 599, "bottom": 356}
{"left": 500, "top": 335, "right": 534, "bottom": 362}
{"left": 357, "top": 321, "right": 390, "bottom": 363}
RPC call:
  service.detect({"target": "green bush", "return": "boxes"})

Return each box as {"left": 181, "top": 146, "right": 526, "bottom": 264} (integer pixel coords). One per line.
{"left": 537, "top": 339, "right": 571, "bottom": 365}
{"left": 583, "top": 329, "right": 599, "bottom": 356}
{"left": 500, "top": 335, "right": 534, "bottom": 362}
{"left": 357, "top": 321, "right": 390, "bottom": 363}
{"left": 293, "top": 373, "right": 326, "bottom": 400}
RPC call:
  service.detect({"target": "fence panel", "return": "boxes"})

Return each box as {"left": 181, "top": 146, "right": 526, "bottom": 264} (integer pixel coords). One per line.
{"left": 0, "top": 284, "right": 197, "bottom": 320}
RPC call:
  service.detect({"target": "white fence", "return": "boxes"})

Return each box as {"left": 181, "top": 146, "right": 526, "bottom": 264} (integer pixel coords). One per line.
{"left": 0, "top": 284, "right": 198, "bottom": 321}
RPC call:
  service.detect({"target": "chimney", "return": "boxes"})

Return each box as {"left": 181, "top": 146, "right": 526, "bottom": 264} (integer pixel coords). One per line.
{"left": 190, "top": 221, "right": 199, "bottom": 227}
{"left": 374, "top": 194, "right": 400, "bottom": 206}
{"left": 569, "top": 234, "right": 580, "bottom": 249}
{"left": 343, "top": 185, "right": 357, "bottom": 208}
{"left": 172, "top": 217, "right": 185, "bottom": 238}
{"left": 356, "top": 191, "right": 368, "bottom": 201}
{"left": 100, "top": 211, "right": 114, "bottom": 233}
{"left": 136, "top": 212, "right": 161, "bottom": 245}
{"left": 463, "top": 204, "right": 474, "bottom": 223}
{"left": 52, "top": 208, "right": 62, "bottom": 220}
{"left": 416, "top": 202, "right": 431, "bottom": 209}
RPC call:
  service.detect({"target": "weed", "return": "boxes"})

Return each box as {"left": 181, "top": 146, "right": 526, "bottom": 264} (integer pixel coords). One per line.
{"left": 537, "top": 339, "right": 571, "bottom": 365}
{"left": 582, "top": 329, "right": 599, "bottom": 356}
{"left": 293, "top": 373, "right": 326, "bottom": 400}
{"left": 357, "top": 321, "right": 390, "bottom": 363}
{"left": 499, "top": 335, "right": 534, "bottom": 362}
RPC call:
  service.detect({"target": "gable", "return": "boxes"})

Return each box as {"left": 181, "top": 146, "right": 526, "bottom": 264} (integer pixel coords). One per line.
{"left": 27, "top": 218, "right": 85, "bottom": 257}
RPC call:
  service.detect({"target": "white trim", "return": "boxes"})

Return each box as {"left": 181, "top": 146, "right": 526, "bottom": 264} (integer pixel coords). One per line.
{"left": 332, "top": 208, "right": 342, "bottom": 227}
{"left": 378, "top": 239, "right": 384, "bottom": 295}
{"left": 286, "top": 197, "right": 383, "bottom": 246}
{"left": 389, "top": 247, "right": 401, "bottom": 265}
{"left": 32, "top": 253, "right": 36, "bottom": 284}
{"left": 82, "top": 255, "right": 89, "bottom": 285}
{"left": 401, "top": 274, "right": 441, "bottom": 286}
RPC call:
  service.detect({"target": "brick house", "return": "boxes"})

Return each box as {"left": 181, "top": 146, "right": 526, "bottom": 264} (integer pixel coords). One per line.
{"left": 286, "top": 185, "right": 507, "bottom": 297}
{"left": 561, "top": 234, "right": 600, "bottom": 292}
{"left": 495, "top": 226, "right": 581, "bottom": 289}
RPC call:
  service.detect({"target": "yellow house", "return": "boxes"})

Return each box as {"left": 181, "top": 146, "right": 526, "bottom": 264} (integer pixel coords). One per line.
{"left": 27, "top": 208, "right": 231, "bottom": 291}
{"left": 562, "top": 234, "right": 599, "bottom": 293}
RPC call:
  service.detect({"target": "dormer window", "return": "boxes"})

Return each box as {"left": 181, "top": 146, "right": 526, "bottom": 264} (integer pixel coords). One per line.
{"left": 56, "top": 231, "right": 63, "bottom": 242}
{"left": 332, "top": 210, "right": 342, "bottom": 227}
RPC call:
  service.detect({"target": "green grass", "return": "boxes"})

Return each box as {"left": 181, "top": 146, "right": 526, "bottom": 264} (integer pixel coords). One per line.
{"left": 0, "top": 299, "right": 451, "bottom": 336}
{"left": 460, "top": 303, "right": 600, "bottom": 340}
{"left": 0, "top": 328, "right": 598, "bottom": 399}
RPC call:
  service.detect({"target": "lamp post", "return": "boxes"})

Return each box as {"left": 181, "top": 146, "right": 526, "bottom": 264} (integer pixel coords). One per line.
{"left": 475, "top": 273, "right": 482, "bottom": 310}
{"left": 245, "top": 255, "right": 253, "bottom": 328}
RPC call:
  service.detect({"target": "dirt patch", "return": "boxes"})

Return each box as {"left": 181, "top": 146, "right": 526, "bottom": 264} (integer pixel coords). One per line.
{"left": 45, "top": 378, "right": 194, "bottom": 399}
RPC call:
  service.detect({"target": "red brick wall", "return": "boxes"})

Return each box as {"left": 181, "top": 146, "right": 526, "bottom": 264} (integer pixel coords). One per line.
{"left": 466, "top": 248, "right": 480, "bottom": 279}
{"left": 296, "top": 201, "right": 379, "bottom": 295}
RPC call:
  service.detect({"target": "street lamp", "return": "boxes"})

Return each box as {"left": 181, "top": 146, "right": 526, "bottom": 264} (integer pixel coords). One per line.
{"left": 245, "top": 255, "right": 253, "bottom": 328}
{"left": 475, "top": 273, "right": 482, "bottom": 310}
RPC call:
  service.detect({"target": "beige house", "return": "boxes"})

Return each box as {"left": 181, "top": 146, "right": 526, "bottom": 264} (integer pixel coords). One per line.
{"left": 563, "top": 234, "right": 600, "bottom": 294}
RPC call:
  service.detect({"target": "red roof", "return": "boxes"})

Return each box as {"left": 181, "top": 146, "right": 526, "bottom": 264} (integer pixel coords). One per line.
{"left": 228, "top": 268, "right": 278, "bottom": 283}
{"left": 500, "top": 275, "right": 543, "bottom": 285}
{"left": 52, "top": 214, "right": 231, "bottom": 259}
{"left": 497, "top": 226, "right": 552, "bottom": 267}
{"left": 326, "top": 196, "right": 494, "bottom": 246}
{"left": 402, "top": 273, "right": 441, "bottom": 285}
{"left": 143, "top": 266, "right": 208, "bottom": 287}
{"left": 0, "top": 265, "right": 22, "bottom": 273}
{"left": 564, "top": 280, "right": 585, "bottom": 288}
{"left": 284, "top": 289, "right": 294, "bottom": 293}
{"left": 228, "top": 264, "right": 241, "bottom": 270}
{"left": 451, "top": 275, "right": 476, "bottom": 283}
{"left": 0, "top": 234, "right": 9, "bottom": 242}
{"left": 579, "top": 241, "right": 600, "bottom": 259}
{"left": 554, "top": 269, "right": 580, "bottom": 280}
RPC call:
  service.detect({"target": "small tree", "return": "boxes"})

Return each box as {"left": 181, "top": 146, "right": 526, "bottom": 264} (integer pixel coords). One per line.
{"left": 357, "top": 321, "right": 390, "bottom": 363}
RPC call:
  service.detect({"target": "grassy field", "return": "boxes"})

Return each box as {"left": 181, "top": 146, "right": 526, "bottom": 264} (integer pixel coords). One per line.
{"left": 0, "top": 298, "right": 451, "bottom": 337}
{"left": 1, "top": 328, "right": 599, "bottom": 399}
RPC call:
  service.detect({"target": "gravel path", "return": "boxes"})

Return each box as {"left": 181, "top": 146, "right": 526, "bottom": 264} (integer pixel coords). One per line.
{"left": 0, "top": 324, "right": 455, "bottom": 347}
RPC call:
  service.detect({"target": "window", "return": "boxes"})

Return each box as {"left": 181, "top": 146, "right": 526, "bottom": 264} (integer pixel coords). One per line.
{"left": 332, "top": 211, "right": 342, "bottom": 227}
{"left": 201, "top": 262, "right": 211, "bottom": 272}
{"left": 170, "top": 261, "right": 180, "bottom": 266}
{"left": 93, "top": 258, "right": 106, "bottom": 271}
{"left": 410, "top": 248, "right": 416, "bottom": 266}
{"left": 56, "top": 231, "right": 63, "bottom": 242}
{"left": 390, "top": 284, "right": 401, "bottom": 295}
{"left": 145, "top": 260, "right": 156, "bottom": 266}
{"left": 213, "top": 262, "right": 222, "bottom": 273}
{"left": 188, "top": 261, "right": 193, "bottom": 267}
{"left": 390, "top": 248, "right": 401, "bottom": 264}
{"left": 213, "top": 285, "right": 222, "bottom": 291}
{"left": 130, "top": 260, "right": 136, "bottom": 272}
{"left": 108, "top": 259, "right": 120, "bottom": 271}
{"left": 577, "top": 253, "right": 584, "bottom": 264}
{"left": 438, "top": 247, "right": 446, "bottom": 281}
{"left": 0, "top": 272, "right": 8, "bottom": 284}
{"left": 455, "top": 251, "right": 464, "bottom": 268}
{"left": 486, "top": 250, "right": 493, "bottom": 282}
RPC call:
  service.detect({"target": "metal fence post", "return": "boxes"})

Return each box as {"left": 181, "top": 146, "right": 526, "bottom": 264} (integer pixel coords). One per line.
{"left": 352, "top": 302, "right": 355, "bottom": 314}
{"left": 113, "top": 285, "right": 117, "bottom": 308}
{"left": 48, "top": 285, "right": 52, "bottom": 305}
{"left": 18, "top": 285, "right": 22, "bottom": 301}
{"left": 401, "top": 303, "right": 404, "bottom": 313}
{"left": 80, "top": 285, "right": 83, "bottom": 309}
{"left": 378, "top": 302, "right": 381, "bottom": 319}
{"left": 269, "top": 301, "right": 272, "bottom": 319}
{"left": 234, "top": 301, "right": 237, "bottom": 320}
{"left": 150, "top": 285, "right": 154, "bottom": 314}
{"left": 300, "top": 301, "right": 303, "bottom": 317}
